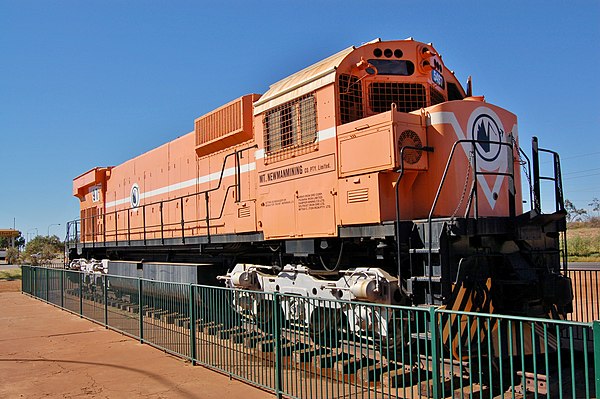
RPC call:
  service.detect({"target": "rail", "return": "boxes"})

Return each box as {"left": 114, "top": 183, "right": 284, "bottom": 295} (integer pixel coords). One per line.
{"left": 22, "top": 265, "right": 598, "bottom": 398}
{"left": 66, "top": 145, "right": 256, "bottom": 249}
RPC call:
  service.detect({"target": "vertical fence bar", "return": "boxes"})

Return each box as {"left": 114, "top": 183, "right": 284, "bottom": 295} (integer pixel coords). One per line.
{"left": 189, "top": 284, "right": 196, "bottom": 365}
{"left": 594, "top": 320, "right": 600, "bottom": 397}
{"left": 104, "top": 275, "right": 108, "bottom": 328}
{"left": 45, "top": 267, "right": 49, "bottom": 302}
{"left": 79, "top": 272, "right": 83, "bottom": 316}
{"left": 60, "top": 268, "right": 64, "bottom": 308}
{"left": 138, "top": 278, "right": 144, "bottom": 343}
{"left": 273, "top": 293, "right": 282, "bottom": 399}
{"left": 430, "top": 307, "right": 440, "bottom": 399}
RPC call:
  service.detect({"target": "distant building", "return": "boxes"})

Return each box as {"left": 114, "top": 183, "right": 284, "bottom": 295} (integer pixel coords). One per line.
{"left": 0, "top": 229, "right": 21, "bottom": 261}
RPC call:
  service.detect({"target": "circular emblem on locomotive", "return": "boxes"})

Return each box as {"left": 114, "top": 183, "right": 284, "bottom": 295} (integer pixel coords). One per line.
{"left": 470, "top": 113, "right": 503, "bottom": 162}
{"left": 130, "top": 183, "right": 140, "bottom": 208}
{"left": 466, "top": 107, "right": 507, "bottom": 173}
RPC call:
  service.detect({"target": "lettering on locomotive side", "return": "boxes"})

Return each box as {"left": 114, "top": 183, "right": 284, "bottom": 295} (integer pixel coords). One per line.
{"left": 298, "top": 192, "right": 329, "bottom": 211}
{"left": 263, "top": 198, "right": 294, "bottom": 208}
{"left": 258, "top": 154, "right": 336, "bottom": 186}
{"left": 259, "top": 166, "right": 303, "bottom": 183}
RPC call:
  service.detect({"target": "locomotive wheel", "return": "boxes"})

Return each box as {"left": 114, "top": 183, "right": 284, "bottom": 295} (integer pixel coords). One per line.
{"left": 309, "top": 307, "right": 345, "bottom": 347}
{"left": 255, "top": 298, "right": 284, "bottom": 333}
{"left": 376, "top": 311, "right": 415, "bottom": 362}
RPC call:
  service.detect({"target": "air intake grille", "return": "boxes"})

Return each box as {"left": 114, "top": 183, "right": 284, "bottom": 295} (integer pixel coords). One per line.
{"left": 347, "top": 188, "right": 369, "bottom": 203}
{"left": 238, "top": 207, "right": 251, "bottom": 218}
{"left": 430, "top": 87, "right": 446, "bottom": 106}
{"left": 368, "top": 83, "right": 426, "bottom": 113}
{"left": 196, "top": 100, "right": 242, "bottom": 145}
{"left": 339, "top": 74, "right": 363, "bottom": 124}
{"left": 398, "top": 130, "right": 423, "bottom": 165}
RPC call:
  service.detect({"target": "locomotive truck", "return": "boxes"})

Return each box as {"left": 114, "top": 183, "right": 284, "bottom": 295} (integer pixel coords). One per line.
{"left": 67, "top": 38, "right": 572, "bottom": 332}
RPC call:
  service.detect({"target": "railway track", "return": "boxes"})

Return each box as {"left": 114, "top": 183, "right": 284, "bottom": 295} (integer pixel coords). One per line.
{"left": 59, "top": 284, "right": 587, "bottom": 399}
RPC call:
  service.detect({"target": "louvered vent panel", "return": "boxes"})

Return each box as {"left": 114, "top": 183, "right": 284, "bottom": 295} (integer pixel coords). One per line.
{"left": 238, "top": 207, "right": 251, "bottom": 218}
{"left": 196, "top": 100, "right": 242, "bottom": 145}
{"left": 194, "top": 94, "right": 260, "bottom": 157}
{"left": 347, "top": 188, "right": 369, "bottom": 203}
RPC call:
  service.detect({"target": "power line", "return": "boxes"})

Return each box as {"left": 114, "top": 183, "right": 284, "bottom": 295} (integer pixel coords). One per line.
{"left": 564, "top": 167, "right": 600, "bottom": 176}
{"left": 565, "top": 172, "right": 600, "bottom": 180}
{"left": 540, "top": 151, "right": 600, "bottom": 164}
{"left": 565, "top": 187, "right": 600, "bottom": 193}
{"left": 561, "top": 151, "right": 600, "bottom": 160}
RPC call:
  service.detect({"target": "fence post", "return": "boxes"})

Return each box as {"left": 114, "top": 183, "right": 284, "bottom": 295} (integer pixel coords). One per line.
{"left": 104, "top": 275, "right": 108, "bottom": 328}
{"left": 273, "top": 293, "right": 282, "bottom": 399}
{"left": 429, "top": 306, "right": 440, "bottom": 399}
{"left": 45, "top": 267, "right": 49, "bottom": 302}
{"left": 79, "top": 272, "right": 83, "bottom": 317}
{"left": 189, "top": 284, "right": 196, "bottom": 365}
{"left": 594, "top": 320, "right": 600, "bottom": 397}
{"left": 138, "top": 278, "right": 144, "bottom": 343}
{"left": 60, "top": 269, "right": 64, "bottom": 308}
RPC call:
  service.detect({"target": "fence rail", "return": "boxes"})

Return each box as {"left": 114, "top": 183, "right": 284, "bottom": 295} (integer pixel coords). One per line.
{"left": 568, "top": 267, "right": 600, "bottom": 323}
{"left": 21, "top": 266, "right": 598, "bottom": 399}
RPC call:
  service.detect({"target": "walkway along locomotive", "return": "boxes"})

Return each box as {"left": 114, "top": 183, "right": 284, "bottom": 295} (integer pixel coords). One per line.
{"left": 67, "top": 39, "right": 573, "bottom": 339}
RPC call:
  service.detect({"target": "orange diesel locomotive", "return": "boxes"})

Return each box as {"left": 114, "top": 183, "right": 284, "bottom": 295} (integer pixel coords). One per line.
{"left": 68, "top": 38, "right": 571, "bottom": 317}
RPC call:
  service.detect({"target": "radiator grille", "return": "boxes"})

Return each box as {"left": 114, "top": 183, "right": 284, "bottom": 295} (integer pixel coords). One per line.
{"left": 347, "top": 188, "right": 369, "bottom": 203}
{"left": 196, "top": 100, "right": 242, "bottom": 145}
{"left": 430, "top": 87, "right": 446, "bottom": 106}
{"left": 368, "top": 83, "right": 426, "bottom": 113}
{"left": 339, "top": 74, "right": 363, "bottom": 124}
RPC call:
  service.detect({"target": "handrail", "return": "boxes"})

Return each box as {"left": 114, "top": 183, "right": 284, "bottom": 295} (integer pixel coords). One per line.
{"left": 426, "top": 138, "right": 515, "bottom": 304}
{"left": 394, "top": 145, "right": 434, "bottom": 289}
{"left": 531, "top": 136, "right": 567, "bottom": 273}
{"left": 66, "top": 145, "right": 257, "bottom": 247}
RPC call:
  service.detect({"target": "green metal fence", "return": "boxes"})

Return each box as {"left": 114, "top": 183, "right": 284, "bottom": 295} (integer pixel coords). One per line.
{"left": 21, "top": 266, "right": 598, "bottom": 398}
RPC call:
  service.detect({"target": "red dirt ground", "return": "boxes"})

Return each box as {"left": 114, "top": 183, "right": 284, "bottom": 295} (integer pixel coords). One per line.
{"left": 0, "top": 280, "right": 272, "bottom": 398}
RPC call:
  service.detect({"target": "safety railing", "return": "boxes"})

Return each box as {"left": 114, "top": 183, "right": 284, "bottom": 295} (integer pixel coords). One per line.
{"left": 65, "top": 145, "right": 256, "bottom": 248}
{"left": 21, "top": 265, "right": 599, "bottom": 398}
{"left": 568, "top": 267, "right": 600, "bottom": 323}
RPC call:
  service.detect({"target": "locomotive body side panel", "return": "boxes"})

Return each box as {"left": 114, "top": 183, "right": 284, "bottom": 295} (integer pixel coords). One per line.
{"left": 421, "top": 100, "right": 523, "bottom": 218}
{"left": 255, "top": 84, "right": 339, "bottom": 239}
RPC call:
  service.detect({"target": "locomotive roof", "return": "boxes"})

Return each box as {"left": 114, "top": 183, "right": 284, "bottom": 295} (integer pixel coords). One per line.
{"left": 253, "top": 38, "right": 436, "bottom": 115}
{"left": 253, "top": 45, "right": 355, "bottom": 115}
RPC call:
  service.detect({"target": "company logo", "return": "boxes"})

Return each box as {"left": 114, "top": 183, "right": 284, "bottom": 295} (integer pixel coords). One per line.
{"left": 428, "top": 106, "right": 515, "bottom": 210}
{"left": 130, "top": 184, "right": 140, "bottom": 208}
{"left": 466, "top": 108, "right": 508, "bottom": 175}
{"left": 471, "top": 113, "right": 503, "bottom": 163}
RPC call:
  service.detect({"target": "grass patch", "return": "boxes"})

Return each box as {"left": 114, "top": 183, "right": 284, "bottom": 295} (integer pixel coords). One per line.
{"left": 0, "top": 268, "right": 22, "bottom": 280}
{"left": 564, "top": 221, "right": 600, "bottom": 261}
{"left": 568, "top": 255, "right": 600, "bottom": 262}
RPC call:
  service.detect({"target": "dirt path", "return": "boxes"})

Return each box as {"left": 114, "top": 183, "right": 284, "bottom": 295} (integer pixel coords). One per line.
{"left": 0, "top": 281, "right": 272, "bottom": 398}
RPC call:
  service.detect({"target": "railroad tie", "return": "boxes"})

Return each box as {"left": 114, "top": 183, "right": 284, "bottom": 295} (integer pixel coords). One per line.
{"left": 333, "top": 356, "right": 371, "bottom": 383}
{"left": 218, "top": 326, "right": 245, "bottom": 339}
{"left": 380, "top": 364, "right": 419, "bottom": 389}
{"left": 229, "top": 330, "right": 261, "bottom": 343}
{"left": 451, "top": 384, "right": 490, "bottom": 399}
{"left": 291, "top": 346, "right": 330, "bottom": 363}
{"left": 355, "top": 362, "right": 388, "bottom": 387}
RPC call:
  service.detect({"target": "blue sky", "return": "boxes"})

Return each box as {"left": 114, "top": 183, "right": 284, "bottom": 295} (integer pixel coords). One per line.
{"left": 1, "top": 0, "right": 599, "bottom": 240}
